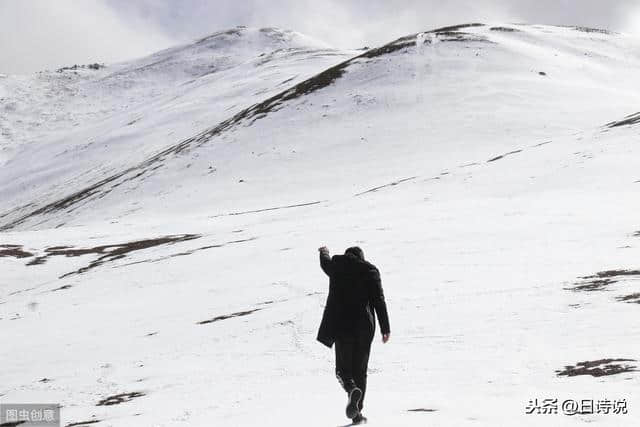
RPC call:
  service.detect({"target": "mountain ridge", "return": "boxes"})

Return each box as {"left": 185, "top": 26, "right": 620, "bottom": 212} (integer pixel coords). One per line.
{"left": 2, "top": 22, "right": 639, "bottom": 231}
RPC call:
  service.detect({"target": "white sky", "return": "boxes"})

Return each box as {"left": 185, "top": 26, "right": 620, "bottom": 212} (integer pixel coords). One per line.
{"left": 1, "top": 0, "right": 639, "bottom": 74}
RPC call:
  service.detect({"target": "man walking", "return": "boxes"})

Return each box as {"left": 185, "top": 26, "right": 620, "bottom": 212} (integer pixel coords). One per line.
{"left": 317, "top": 246, "right": 390, "bottom": 424}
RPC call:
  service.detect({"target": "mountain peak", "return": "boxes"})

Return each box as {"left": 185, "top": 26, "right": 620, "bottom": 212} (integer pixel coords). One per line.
{"left": 193, "top": 26, "right": 331, "bottom": 51}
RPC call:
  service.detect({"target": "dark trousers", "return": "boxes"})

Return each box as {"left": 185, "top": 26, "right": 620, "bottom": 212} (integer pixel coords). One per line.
{"left": 335, "top": 334, "right": 373, "bottom": 411}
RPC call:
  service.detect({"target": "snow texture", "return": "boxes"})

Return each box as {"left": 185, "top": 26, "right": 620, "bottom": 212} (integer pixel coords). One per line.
{"left": 2, "top": 23, "right": 640, "bottom": 426}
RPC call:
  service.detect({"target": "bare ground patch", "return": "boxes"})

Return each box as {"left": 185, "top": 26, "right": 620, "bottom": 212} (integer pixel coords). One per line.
{"left": 571, "top": 26, "right": 613, "bottom": 34}
{"left": 605, "top": 112, "right": 640, "bottom": 128}
{"left": 96, "top": 391, "right": 145, "bottom": 406}
{"left": 487, "top": 149, "right": 523, "bottom": 163}
{"left": 355, "top": 177, "right": 418, "bottom": 196}
{"left": 197, "top": 308, "right": 262, "bottom": 325}
{"left": 24, "top": 234, "right": 200, "bottom": 278}
{"left": 66, "top": 420, "right": 101, "bottom": 426}
{"left": 566, "top": 269, "right": 640, "bottom": 306}
{"left": 118, "top": 237, "right": 257, "bottom": 267}
{"left": 0, "top": 244, "right": 34, "bottom": 259}
{"left": 616, "top": 293, "right": 640, "bottom": 304}
{"left": 557, "top": 359, "right": 636, "bottom": 377}
{"left": 490, "top": 26, "right": 520, "bottom": 32}
{"left": 568, "top": 269, "right": 640, "bottom": 292}
{"left": 212, "top": 201, "right": 323, "bottom": 217}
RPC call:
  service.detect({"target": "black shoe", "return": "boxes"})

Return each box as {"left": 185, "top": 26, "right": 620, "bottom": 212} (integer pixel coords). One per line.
{"left": 346, "top": 387, "right": 363, "bottom": 419}
{"left": 352, "top": 413, "right": 367, "bottom": 424}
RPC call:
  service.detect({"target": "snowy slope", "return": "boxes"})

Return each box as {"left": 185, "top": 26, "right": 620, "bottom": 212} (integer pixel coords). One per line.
{"left": 0, "top": 26, "right": 352, "bottom": 210}
{"left": 2, "top": 23, "right": 640, "bottom": 426}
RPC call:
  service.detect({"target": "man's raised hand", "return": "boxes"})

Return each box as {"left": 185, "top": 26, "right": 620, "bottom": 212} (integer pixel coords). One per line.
{"left": 382, "top": 333, "right": 390, "bottom": 344}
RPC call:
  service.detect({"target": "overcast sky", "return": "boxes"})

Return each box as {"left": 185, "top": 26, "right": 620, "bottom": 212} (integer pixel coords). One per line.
{"left": 1, "top": 0, "right": 639, "bottom": 74}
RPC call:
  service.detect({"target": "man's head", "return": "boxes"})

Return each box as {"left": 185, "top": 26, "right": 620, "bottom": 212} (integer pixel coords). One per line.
{"left": 344, "top": 246, "right": 365, "bottom": 261}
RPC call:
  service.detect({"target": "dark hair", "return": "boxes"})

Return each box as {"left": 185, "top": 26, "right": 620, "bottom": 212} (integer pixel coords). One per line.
{"left": 344, "top": 246, "right": 365, "bottom": 260}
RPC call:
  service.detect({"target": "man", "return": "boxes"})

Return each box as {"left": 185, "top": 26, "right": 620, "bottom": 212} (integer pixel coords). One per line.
{"left": 317, "top": 246, "right": 391, "bottom": 424}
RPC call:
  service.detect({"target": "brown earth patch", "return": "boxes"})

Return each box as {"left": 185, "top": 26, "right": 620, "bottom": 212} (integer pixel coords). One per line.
{"left": 557, "top": 359, "right": 636, "bottom": 377}
{"left": 568, "top": 269, "right": 640, "bottom": 292}
{"left": 117, "top": 237, "right": 256, "bottom": 267}
{"left": 0, "top": 244, "right": 34, "bottom": 259}
{"left": 24, "top": 234, "right": 200, "bottom": 278}
{"left": 96, "top": 391, "right": 145, "bottom": 406}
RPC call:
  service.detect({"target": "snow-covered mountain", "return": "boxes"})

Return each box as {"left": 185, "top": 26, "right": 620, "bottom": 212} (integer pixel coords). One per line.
{"left": 2, "top": 23, "right": 640, "bottom": 426}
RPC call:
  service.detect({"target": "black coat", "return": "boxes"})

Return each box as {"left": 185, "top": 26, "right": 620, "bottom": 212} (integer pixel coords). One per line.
{"left": 317, "top": 252, "right": 390, "bottom": 348}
